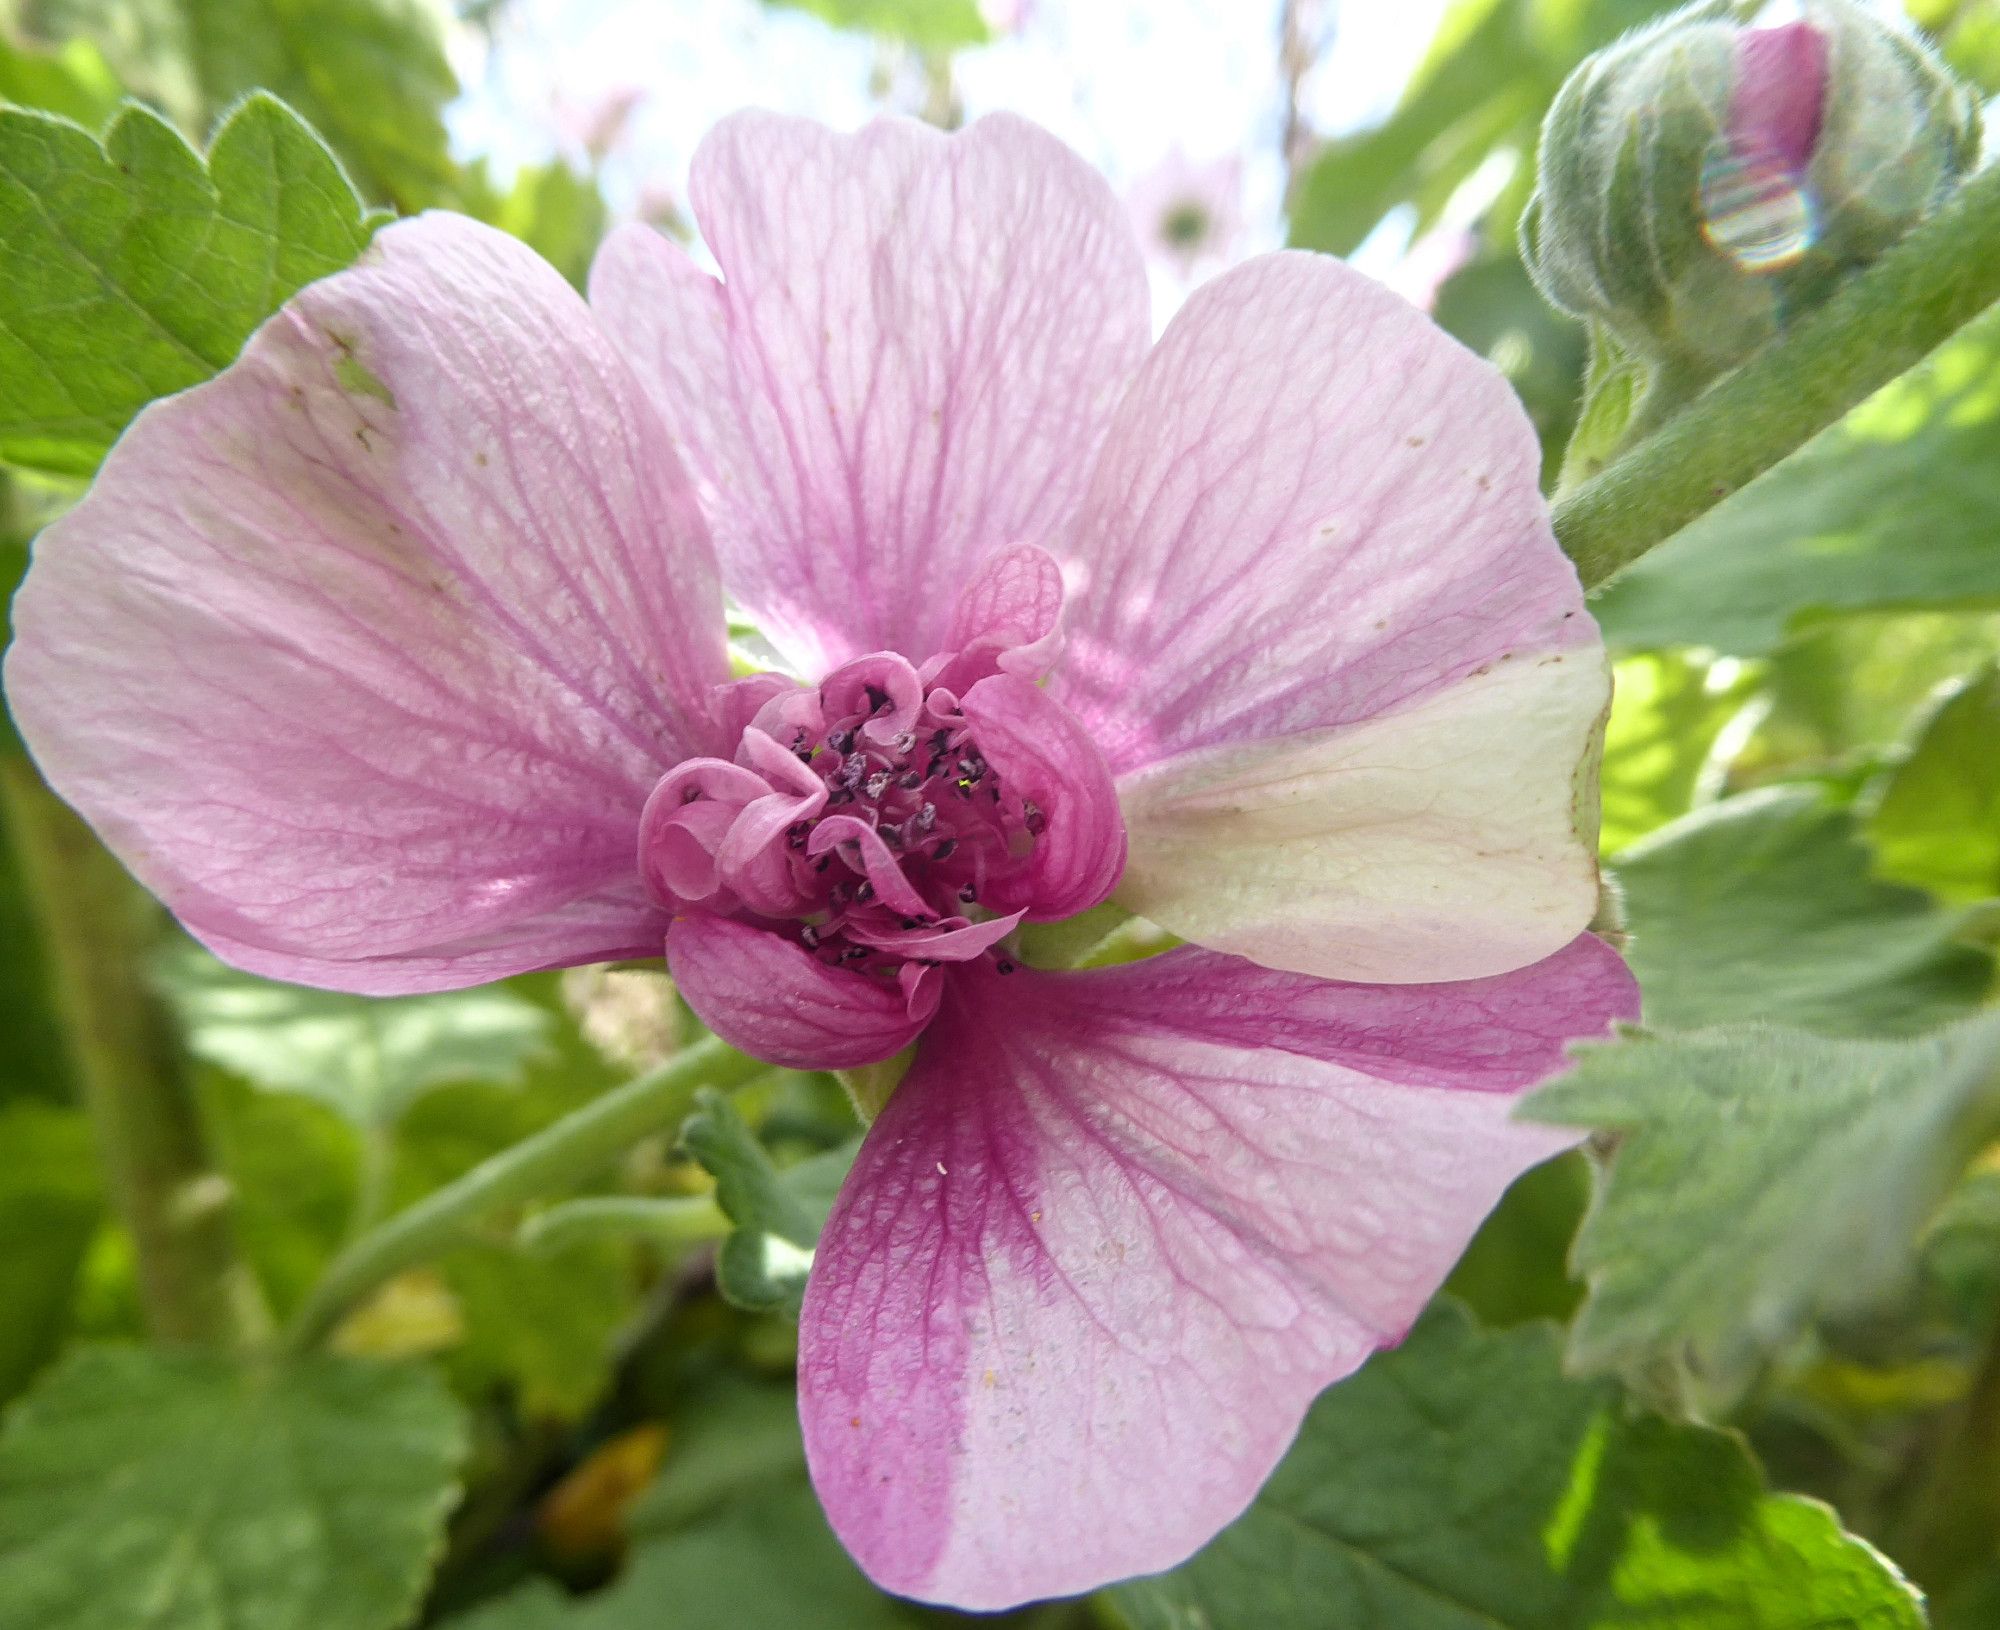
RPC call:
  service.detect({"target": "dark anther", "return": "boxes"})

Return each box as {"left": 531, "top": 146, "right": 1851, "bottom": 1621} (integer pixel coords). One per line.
{"left": 899, "top": 917, "right": 923, "bottom": 930}
{"left": 956, "top": 755, "right": 986, "bottom": 782}
{"left": 989, "top": 786, "right": 1001, "bottom": 803}
{"left": 865, "top": 771, "right": 892, "bottom": 800}
{"left": 864, "top": 684, "right": 890, "bottom": 713}
{"left": 800, "top": 924, "right": 821, "bottom": 949}
{"left": 926, "top": 755, "right": 947, "bottom": 780}
{"left": 1023, "top": 802, "right": 1047, "bottom": 836}
{"left": 838, "top": 945, "right": 870, "bottom": 963}
{"left": 827, "top": 728, "right": 857, "bottom": 753}
{"left": 786, "top": 820, "right": 811, "bottom": 849}
{"left": 996, "top": 958, "right": 1016, "bottom": 975}
{"left": 827, "top": 787, "right": 854, "bottom": 806}
{"left": 815, "top": 856, "right": 833, "bottom": 873}
{"left": 880, "top": 824, "right": 905, "bottom": 851}
{"left": 897, "top": 770, "right": 923, "bottom": 790}
{"left": 929, "top": 727, "right": 952, "bottom": 752}
{"left": 958, "top": 883, "right": 977, "bottom": 903}
{"left": 855, "top": 881, "right": 876, "bottom": 903}
{"left": 932, "top": 837, "right": 958, "bottom": 861}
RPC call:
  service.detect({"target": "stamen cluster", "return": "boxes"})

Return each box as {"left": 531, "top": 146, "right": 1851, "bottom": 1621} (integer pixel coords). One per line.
{"left": 641, "top": 648, "right": 1047, "bottom": 983}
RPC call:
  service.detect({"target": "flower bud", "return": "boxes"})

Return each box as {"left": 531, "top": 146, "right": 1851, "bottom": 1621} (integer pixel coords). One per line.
{"left": 1522, "top": 0, "right": 1982, "bottom": 382}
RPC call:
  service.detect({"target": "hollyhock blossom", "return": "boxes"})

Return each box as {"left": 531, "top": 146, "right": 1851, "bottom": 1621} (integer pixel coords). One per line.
{"left": 6, "top": 113, "right": 1636, "bottom": 1608}
{"left": 1125, "top": 145, "right": 1244, "bottom": 280}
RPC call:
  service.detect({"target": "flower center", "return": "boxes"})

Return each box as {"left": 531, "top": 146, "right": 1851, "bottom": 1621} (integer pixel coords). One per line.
{"left": 641, "top": 648, "right": 1048, "bottom": 981}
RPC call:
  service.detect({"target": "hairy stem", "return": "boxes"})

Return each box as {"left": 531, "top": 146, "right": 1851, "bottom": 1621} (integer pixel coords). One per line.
{"left": 0, "top": 760, "right": 269, "bottom": 1347}
{"left": 1553, "top": 162, "right": 2000, "bottom": 590}
{"left": 286, "top": 1035, "right": 762, "bottom": 1351}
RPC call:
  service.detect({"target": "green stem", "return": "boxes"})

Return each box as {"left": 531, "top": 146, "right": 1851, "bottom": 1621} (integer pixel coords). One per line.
{"left": 286, "top": 1035, "right": 761, "bottom": 1351}
{"left": 0, "top": 759, "right": 269, "bottom": 1347}
{"left": 1553, "top": 162, "right": 2000, "bottom": 590}
{"left": 517, "top": 1194, "right": 731, "bottom": 1254}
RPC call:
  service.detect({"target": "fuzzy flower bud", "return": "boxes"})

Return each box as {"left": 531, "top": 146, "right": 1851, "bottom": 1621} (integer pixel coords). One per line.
{"left": 1523, "top": 0, "right": 1982, "bottom": 382}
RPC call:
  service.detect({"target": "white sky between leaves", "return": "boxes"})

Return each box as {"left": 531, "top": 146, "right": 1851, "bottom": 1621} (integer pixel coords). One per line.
{"left": 446, "top": 0, "right": 1451, "bottom": 319}
{"left": 445, "top": 0, "right": 1927, "bottom": 322}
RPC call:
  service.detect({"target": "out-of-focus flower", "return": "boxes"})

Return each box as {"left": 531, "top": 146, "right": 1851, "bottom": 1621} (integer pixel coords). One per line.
{"left": 979, "top": 0, "right": 1034, "bottom": 33}
{"left": 1524, "top": 0, "right": 1981, "bottom": 380}
{"left": 7, "top": 113, "right": 1636, "bottom": 1610}
{"left": 633, "top": 178, "right": 692, "bottom": 241}
{"left": 553, "top": 82, "right": 645, "bottom": 165}
{"left": 1125, "top": 145, "right": 1244, "bottom": 280}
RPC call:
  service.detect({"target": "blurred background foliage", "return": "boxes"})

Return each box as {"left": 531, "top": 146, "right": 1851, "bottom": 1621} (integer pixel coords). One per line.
{"left": 2, "top": 0, "right": 2000, "bottom": 1627}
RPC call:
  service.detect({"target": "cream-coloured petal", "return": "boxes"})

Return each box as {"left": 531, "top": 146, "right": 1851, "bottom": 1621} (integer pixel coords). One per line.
{"left": 1114, "top": 646, "right": 1608, "bottom": 983}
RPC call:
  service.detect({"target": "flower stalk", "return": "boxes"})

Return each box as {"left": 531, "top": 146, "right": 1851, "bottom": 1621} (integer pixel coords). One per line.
{"left": 285, "top": 1034, "right": 762, "bottom": 1351}
{"left": 1553, "top": 158, "right": 2000, "bottom": 590}
{"left": 0, "top": 757, "right": 269, "bottom": 1348}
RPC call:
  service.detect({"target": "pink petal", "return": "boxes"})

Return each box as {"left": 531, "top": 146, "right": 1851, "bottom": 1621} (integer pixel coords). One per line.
{"left": 1048, "top": 252, "right": 1605, "bottom": 981}
{"left": 800, "top": 934, "right": 1636, "bottom": 1609}
{"left": 588, "top": 112, "right": 1150, "bottom": 675}
{"left": 1733, "top": 20, "right": 1828, "bottom": 175}
{"left": 5, "top": 215, "right": 729, "bottom": 993}
{"left": 667, "top": 912, "right": 938, "bottom": 1071}
{"left": 957, "top": 674, "right": 1125, "bottom": 921}
{"left": 942, "top": 542, "right": 1067, "bottom": 677}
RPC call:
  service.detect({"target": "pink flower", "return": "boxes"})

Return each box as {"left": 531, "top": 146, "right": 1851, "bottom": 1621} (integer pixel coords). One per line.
{"left": 6, "top": 113, "right": 1636, "bottom": 1608}
{"left": 1125, "top": 145, "right": 1244, "bottom": 280}
{"left": 1731, "top": 15, "right": 1829, "bottom": 178}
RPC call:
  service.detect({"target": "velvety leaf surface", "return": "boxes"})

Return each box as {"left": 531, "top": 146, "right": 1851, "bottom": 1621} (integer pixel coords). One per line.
{"left": 1870, "top": 666, "right": 2000, "bottom": 905}
{"left": 0, "top": 94, "right": 375, "bottom": 477}
{"left": 681, "top": 1087, "right": 855, "bottom": 1318}
{"left": 1614, "top": 787, "right": 1992, "bottom": 1036}
{"left": 1525, "top": 1019, "right": 2000, "bottom": 1399}
{"left": 159, "top": 945, "right": 554, "bottom": 1129}
{"left": 1593, "top": 305, "right": 2000, "bottom": 656}
{"left": 0, "top": 1347, "right": 466, "bottom": 1630}
{"left": 0, "top": 1104, "right": 97, "bottom": 1405}
{"left": 1114, "top": 1302, "right": 1924, "bottom": 1630}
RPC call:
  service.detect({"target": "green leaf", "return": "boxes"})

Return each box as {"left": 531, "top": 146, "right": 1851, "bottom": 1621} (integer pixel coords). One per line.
{"left": 763, "top": 0, "right": 989, "bottom": 50}
{"left": 1871, "top": 666, "right": 2000, "bottom": 904}
{"left": 439, "top": 1240, "right": 635, "bottom": 1421}
{"left": 681, "top": 1089, "right": 855, "bottom": 1319}
{"left": 159, "top": 944, "right": 554, "bottom": 1130}
{"left": 1614, "top": 786, "right": 1992, "bottom": 1037}
{"left": 0, "top": 94, "right": 376, "bottom": 477}
{"left": 1593, "top": 302, "right": 2000, "bottom": 656}
{"left": 1597, "top": 651, "right": 1748, "bottom": 855}
{"left": 0, "top": 1104, "right": 98, "bottom": 1405}
{"left": 183, "top": 0, "right": 458, "bottom": 208}
{"left": 1525, "top": 1019, "right": 2000, "bottom": 1401}
{"left": 1115, "top": 1301, "right": 1924, "bottom": 1629}
{"left": 0, "top": 1346, "right": 466, "bottom": 1630}
{"left": 450, "top": 1381, "right": 925, "bottom": 1629}
{"left": 0, "top": 31, "right": 120, "bottom": 125}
